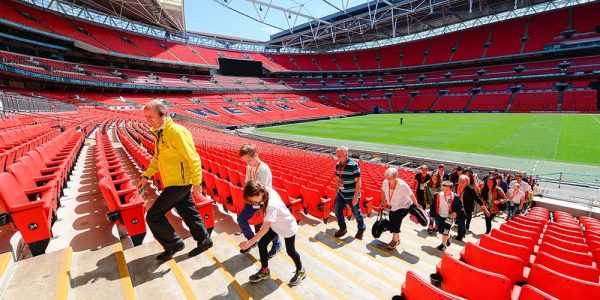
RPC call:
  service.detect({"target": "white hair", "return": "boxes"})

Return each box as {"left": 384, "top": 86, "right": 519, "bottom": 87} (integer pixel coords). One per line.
{"left": 385, "top": 167, "right": 398, "bottom": 178}
{"left": 336, "top": 146, "right": 349, "bottom": 153}
{"left": 459, "top": 174, "right": 470, "bottom": 184}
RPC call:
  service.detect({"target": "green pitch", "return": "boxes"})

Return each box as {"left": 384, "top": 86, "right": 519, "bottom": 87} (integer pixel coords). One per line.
{"left": 257, "top": 113, "right": 600, "bottom": 166}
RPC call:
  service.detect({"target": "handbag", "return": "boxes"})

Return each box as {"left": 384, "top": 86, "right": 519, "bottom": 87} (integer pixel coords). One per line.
{"left": 372, "top": 203, "right": 390, "bottom": 239}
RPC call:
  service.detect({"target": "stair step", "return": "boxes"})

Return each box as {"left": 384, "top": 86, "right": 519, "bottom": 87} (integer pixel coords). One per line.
{"left": 124, "top": 241, "right": 195, "bottom": 299}
{"left": 0, "top": 251, "right": 15, "bottom": 297}
{"left": 209, "top": 234, "right": 295, "bottom": 299}
{"left": 220, "top": 232, "right": 332, "bottom": 300}
{"left": 174, "top": 237, "right": 245, "bottom": 299}
{"left": 2, "top": 247, "right": 71, "bottom": 299}
{"left": 71, "top": 244, "right": 134, "bottom": 300}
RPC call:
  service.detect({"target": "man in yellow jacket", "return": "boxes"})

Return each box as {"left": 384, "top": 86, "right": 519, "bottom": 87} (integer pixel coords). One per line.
{"left": 137, "top": 100, "right": 212, "bottom": 261}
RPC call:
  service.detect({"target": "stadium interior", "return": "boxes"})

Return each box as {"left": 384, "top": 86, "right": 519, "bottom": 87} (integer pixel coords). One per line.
{"left": 0, "top": 0, "right": 599, "bottom": 298}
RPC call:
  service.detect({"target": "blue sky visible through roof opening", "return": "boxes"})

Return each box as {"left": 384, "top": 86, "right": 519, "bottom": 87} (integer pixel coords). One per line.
{"left": 185, "top": 0, "right": 365, "bottom": 41}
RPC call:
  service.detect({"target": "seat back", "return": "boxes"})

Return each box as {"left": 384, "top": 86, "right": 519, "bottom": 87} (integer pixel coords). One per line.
{"left": 517, "top": 285, "right": 558, "bottom": 300}
{"left": 542, "top": 234, "right": 589, "bottom": 253}
{"left": 283, "top": 179, "right": 302, "bottom": 199}
{"left": 500, "top": 223, "right": 540, "bottom": 241}
{"left": 438, "top": 253, "right": 513, "bottom": 300}
{"left": 490, "top": 228, "right": 536, "bottom": 252}
{"left": 479, "top": 234, "right": 531, "bottom": 264}
{"left": 461, "top": 242, "right": 526, "bottom": 285}
{"left": 7, "top": 161, "right": 37, "bottom": 190}
{"left": 537, "top": 241, "right": 594, "bottom": 266}
{"left": 535, "top": 251, "right": 599, "bottom": 282}
{"left": 401, "top": 271, "right": 466, "bottom": 300}
{"left": 527, "top": 264, "right": 600, "bottom": 299}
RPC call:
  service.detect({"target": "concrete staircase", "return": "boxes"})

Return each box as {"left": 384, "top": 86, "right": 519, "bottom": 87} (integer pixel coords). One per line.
{"left": 0, "top": 202, "right": 491, "bottom": 299}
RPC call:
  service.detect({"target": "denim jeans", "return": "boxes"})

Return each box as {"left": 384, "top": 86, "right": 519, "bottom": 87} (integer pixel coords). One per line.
{"left": 237, "top": 204, "right": 281, "bottom": 249}
{"left": 507, "top": 202, "right": 520, "bottom": 220}
{"left": 334, "top": 193, "right": 366, "bottom": 231}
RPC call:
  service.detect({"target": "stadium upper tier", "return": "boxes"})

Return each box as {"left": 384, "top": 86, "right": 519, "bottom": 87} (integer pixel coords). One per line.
{"left": 0, "top": 50, "right": 598, "bottom": 91}
{"left": 0, "top": 1, "right": 598, "bottom": 72}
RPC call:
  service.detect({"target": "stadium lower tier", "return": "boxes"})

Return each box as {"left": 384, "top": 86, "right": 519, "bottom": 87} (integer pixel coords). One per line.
{"left": 1, "top": 109, "right": 600, "bottom": 300}
{"left": 2, "top": 87, "right": 596, "bottom": 127}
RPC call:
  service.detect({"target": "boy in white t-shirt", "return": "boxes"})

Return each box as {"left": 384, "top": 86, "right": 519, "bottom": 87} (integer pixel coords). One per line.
{"left": 238, "top": 143, "right": 281, "bottom": 257}
{"left": 239, "top": 181, "right": 306, "bottom": 286}
{"left": 505, "top": 183, "right": 525, "bottom": 220}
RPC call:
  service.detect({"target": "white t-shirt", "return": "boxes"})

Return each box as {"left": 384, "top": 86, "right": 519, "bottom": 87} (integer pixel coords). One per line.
{"left": 382, "top": 178, "right": 413, "bottom": 211}
{"left": 245, "top": 161, "right": 272, "bottom": 187}
{"left": 509, "top": 180, "right": 531, "bottom": 195}
{"left": 437, "top": 193, "right": 454, "bottom": 218}
{"left": 264, "top": 186, "right": 298, "bottom": 238}
{"left": 507, "top": 189, "right": 525, "bottom": 205}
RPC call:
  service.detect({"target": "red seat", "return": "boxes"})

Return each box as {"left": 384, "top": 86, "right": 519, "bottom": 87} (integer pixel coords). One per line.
{"left": 300, "top": 187, "right": 332, "bottom": 222}
{"left": 543, "top": 229, "right": 586, "bottom": 244}
{"left": 202, "top": 170, "right": 218, "bottom": 196}
{"left": 401, "top": 271, "right": 466, "bottom": 300}
{"left": 541, "top": 234, "right": 589, "bottom": 253}
{"left": 283, "top": 179, "right": 302, "bottom": 199}
{"left": 533, "top": 251, "right": 599, "bottom": 282}
{"left": 192, "top": 193, "right": 215, "bottom": 234}
{"left": 526, "top": 263, "right": 600, "bottom": 299}
{"left": 97, "top": 178, "right": 146, "bottom": 246}
{"left": 0, "top": 172, "right": 53, "bottom": 256}
{"left": 517, "top": 285, "right": 558, "bottom": 300}
{"left": 490, "top": 228, "right": 536, "bottom": 252}
{"left": 461, "top": 242, "right": 526, "bottom": 285}
{"left": 479, "top": 234, "right": 532, "bottom": 266}
{"left": 437, "top": 253, "right": 513, "bottom": 300}
{"left": 537, "top": 241, "right": 594, "bottom": 266}
{"left": 274, "top": 187, "right": 303, "bottom": 222}
{"left": 499, "top": 223, "right": 540, "bottom": 241}
{"left": 214, "top": 177, "right": 234, "bottom": 211}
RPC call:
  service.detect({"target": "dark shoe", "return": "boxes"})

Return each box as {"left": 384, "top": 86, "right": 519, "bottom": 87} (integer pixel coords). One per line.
{"left": 355, "top": 229, "right": 365, "bottom": 240}
{"left": 240, "top": 242, "right": 256, "bottom": 254}
{"left": 446, "top": 238, "right": 451, "bottom": 246}
{"left": 436, "top": 244, "right": 447, "bottom": 251}
{"left": 455, "top": 236, "right": 464, "bottom": 242}
{"left": 189, "top": 238, "right": 213, "bottom": 257}
{"left": 334, "top": 228, "right": 347, "bottom": 238}
{"left": 249, "top": 268, "right": 270, "bottom": 283}
{"left": 288, "top": 269, "right": 306, "bottom": 286}
{"left": 268, "top": 245, "right": 282, "bottom": 259}
{"left": 156, "top": 242, "right": 185, "bottom": 261}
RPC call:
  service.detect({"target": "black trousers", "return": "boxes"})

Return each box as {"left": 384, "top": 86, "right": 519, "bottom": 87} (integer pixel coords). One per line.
{"left": 258, "top": 228, "right": 302, "bottom": 271}
{"left": 455, "top": 211, "right": 466, "bottom": 239}
{"left": 484, "top": 213, "right": 498, "bottom": 234}
{"left": 464, "top": 210, "right": 473, "bottom": 230}
{"left": 388, "top": 204, "right": 428, "bottom": 233}
{"left": 146, "top": 185, "right": 209, "bottom": 250}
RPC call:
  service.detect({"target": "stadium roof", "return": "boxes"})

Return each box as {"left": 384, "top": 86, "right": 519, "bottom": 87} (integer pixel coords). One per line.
{"left": 235, "top": 0, "right": 560, "bottom": 51}
{"left": 67, "top": 0, "right": 185, "bottom": 31}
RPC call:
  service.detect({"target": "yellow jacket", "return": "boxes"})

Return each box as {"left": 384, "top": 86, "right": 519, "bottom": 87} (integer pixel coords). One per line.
{"left": 142, "top": 117, "right": 202, "bottom": 187}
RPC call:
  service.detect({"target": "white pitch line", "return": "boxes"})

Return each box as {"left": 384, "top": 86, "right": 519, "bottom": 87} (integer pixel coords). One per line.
{"left": 591, "top": 114, "right": 600, "bottom": 126}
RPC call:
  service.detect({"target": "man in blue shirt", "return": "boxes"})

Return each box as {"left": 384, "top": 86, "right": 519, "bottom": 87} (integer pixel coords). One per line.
{"left": 334, "top": 146, "right": 367, "bottom": 239}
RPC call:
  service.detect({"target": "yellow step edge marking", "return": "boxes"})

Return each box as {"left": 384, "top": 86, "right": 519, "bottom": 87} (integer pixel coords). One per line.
{"left": 296, "top": 230, "right": 400, "bottom": 289}
{"left": 224, "top": 233, "right": 347, "bottom": 300}
{"left": 308, "top": 227, "right": 433, "bottom": 276}
{"left": 0, "top": 252, "right": 12, "bottom": 279}
{"left": 205, "top": 249, "right": 253, "bottom": 300}
{"left": 221, "top": 234, "right": 303, "bottom": 300}
{"left": 326, "top": 225, "right": 441, "bottom": 267}
{"left": 55, "top": 247, "right": 73, "bottom": 300}
{"left": 294, "top": 241, "right": 389, "bottom": 299}
{"left": 114, "top": 244, "right": 136, "bottom": 300}
{"left": 167, "top": 259, "right": 199, "bottom": 300}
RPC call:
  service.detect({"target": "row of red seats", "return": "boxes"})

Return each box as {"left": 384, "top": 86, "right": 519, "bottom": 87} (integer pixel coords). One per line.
{"left": 0, "top": 127, "right": 85, "bottom": 255}
{"left": 400, "top": 207, "right": 600, "bottom": 299}
{"left": 94, "top": 130, "right": 147, "bottom": 246}
{"left": 116, "top": 127, "right": 215, "bottom": 235}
